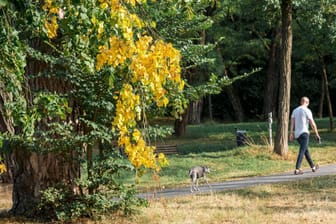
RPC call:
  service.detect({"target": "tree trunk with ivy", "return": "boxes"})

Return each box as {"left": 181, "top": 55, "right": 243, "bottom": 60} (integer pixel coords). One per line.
{"left": 5, "top": 38, "right": 81, "bottom": 217}
{"left": 10, "top": 147, "right": 80, "bottom": 217}
{"left": 0, "top": 89, "right": 15, "bottom": 183}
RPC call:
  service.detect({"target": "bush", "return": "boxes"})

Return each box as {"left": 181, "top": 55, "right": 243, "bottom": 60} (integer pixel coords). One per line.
{"left": 39, "top": 152, "right": 148, "bottom": 222}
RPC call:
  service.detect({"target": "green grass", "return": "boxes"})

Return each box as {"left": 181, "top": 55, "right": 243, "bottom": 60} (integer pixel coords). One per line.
{"left": 112, "top": 175, "right": 336, "bottom": 224}
{"left": 120, "top": 118, "right": 336, "bottom": 191}
{"left": 1, "top": 118, "right": 336, "bottom": 223}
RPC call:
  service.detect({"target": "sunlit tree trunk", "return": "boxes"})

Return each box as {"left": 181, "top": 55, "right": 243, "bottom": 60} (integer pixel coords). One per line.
{"left": 274, "top": 0, "right": 292, "bottom": 156}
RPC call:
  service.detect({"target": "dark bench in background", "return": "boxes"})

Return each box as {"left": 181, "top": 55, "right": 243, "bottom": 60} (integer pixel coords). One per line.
{"left": 155, "top": 144, "right": 178, "bottom": 156}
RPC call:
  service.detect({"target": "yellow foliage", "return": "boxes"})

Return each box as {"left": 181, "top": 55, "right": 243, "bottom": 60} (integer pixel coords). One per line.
{"left": 42, "top": 0, "right": 61, "bottom": 39}
{"left": 41, "top": 0, "right": 184, "bottom": 171}
{"left": 0, "top": 163, "right": 6, "bottom": 174}
{"left": 44, "top": 16, "right": 59, "bottom": 39}
{"left": 104, "top": 34, "right": 183, "bottom": 169}
{"left": 95, "top": 2, "right": 184, "bottom": 170}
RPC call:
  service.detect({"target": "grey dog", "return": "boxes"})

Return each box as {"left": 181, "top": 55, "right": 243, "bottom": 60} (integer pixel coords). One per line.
{"left": 189, "top": 166, "right": 211, "bottom": 192}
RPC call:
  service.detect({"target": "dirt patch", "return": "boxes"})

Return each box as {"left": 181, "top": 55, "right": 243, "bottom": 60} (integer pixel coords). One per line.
{"left": 0, "top": 184, "right": 13, "bottom": 211}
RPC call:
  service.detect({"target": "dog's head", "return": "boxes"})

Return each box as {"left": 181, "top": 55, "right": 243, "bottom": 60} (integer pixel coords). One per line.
{"left": 203, "top": 166, "right": 210, "bottom": 173}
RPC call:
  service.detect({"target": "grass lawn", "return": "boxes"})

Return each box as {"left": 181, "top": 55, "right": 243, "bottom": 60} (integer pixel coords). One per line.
{"left": 121, "top": 118, "right": 336, "bottom": 192}
{"left": 112, "top": 175, "right": 336, "bottom": 224}
{"left": 110, "top": 118, "right": 336, "bottom": 224}
{"left": 1, "top": 118, "right": 335, "bottom": 223}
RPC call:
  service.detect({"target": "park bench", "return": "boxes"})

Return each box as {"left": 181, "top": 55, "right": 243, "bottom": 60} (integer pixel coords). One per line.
{"left": 155, "top": 144, "right": 178, "bottom": 156}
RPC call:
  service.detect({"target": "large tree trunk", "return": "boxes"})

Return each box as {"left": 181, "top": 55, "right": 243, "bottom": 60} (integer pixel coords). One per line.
{"left": 10, "top": 147, "right": 80, "bottom": 217}
{"left": 263, "top": 23, "right": 281, "bottom": 120}
{"left": 274, "top": 0, "right": 292, "bottom": 156}
{"left": 6, "top": 39, "right": 81, "bottom": 217}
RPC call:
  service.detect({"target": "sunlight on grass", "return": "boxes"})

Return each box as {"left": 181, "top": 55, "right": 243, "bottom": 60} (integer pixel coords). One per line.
{"left": 112, "top": 176, "right": 336, "bottom": 224}
{"left": 1, "top": 119, "right": 335, "bottom": 223}
{"left": 117, "top": 119, "right": 336, "bottom": 192}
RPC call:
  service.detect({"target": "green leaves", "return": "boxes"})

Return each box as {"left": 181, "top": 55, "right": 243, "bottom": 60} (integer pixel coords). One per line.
{"left": 39, "top": 152, "right": 147, "bottom": 221}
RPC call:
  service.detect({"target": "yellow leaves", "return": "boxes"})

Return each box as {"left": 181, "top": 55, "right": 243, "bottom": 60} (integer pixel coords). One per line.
{"left": 105, "top": 35, "right": 183, "bottom": 170}
{"left": 112, "top": 84, "right": 139, "bottom": 129}
{"left": 96, "top": 37, "right": 134, "bottom": 70}
{"left": 93, "top": 0, "right": 184, "bottom": 171}
{"left": 0, "top": 162, "right": 6, "bottom": 174}
{"left": 98, "top": 21, "right": 104, "bottom": 38}
{"left": 42, "top": 0, "right": 52, "bottom": 10}
{"left": 97, "top": 0, "right": 144, "bottom": 40}
{"left": 132, "top": 129, "right": 142, "bottom": 142}
{"left": 157, "top": 152, "right": 169, "bottom": 167}
{"left": 42, "top": 0, "right": 62, "bottom": 39}
{"left": 44, "top": 16, "right": 59, "bottom": 39}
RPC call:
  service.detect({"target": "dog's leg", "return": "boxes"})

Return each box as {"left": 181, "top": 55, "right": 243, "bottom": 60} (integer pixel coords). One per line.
{"left": 203, "top": 175, "right": 211, "bottom": 189}
{"left": 191, "top": 174, "right": 196, "bottom": 192}
{"left": 196, "top": 178, "right": 200, "bottom": 191}
{"left": 190, "top": 178, "right": 194, "bottom": 192}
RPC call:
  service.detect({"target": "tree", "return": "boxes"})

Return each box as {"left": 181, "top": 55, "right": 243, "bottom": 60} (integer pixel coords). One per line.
{"left": 206, "top": 0, "right": 270, "bottom": 122}
{"left": 294, "top": 0, "right": 335, "bottom": 131}
{"left": 274, "top": 0, "right": 292, "bottom": 156}
{"left": 138, "top": 0, "right": 222, "bottom": 136}
{"left": 0, "top": 0, "right": 184, "bottom": 220}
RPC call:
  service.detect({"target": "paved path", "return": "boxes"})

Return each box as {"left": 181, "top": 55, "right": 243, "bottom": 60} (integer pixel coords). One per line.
{"left": 139, "top": 164, "right": 336, "bottom": 199}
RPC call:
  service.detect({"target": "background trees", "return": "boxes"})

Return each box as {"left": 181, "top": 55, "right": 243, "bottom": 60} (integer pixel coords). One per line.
{"left": 201, "top": 0, "right": 336, "bottom": 124}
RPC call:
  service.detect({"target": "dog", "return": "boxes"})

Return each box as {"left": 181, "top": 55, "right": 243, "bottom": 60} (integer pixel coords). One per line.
{"left": 189, "top": 166, "right": 211, "bottom": 192}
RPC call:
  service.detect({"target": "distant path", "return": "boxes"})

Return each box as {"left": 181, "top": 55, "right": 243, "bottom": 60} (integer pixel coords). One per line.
{"left": 139, "top": 164, "right": 336, "bottom": 199}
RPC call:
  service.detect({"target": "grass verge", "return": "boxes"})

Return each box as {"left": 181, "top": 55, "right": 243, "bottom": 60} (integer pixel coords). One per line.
{"left": 1, "top": 118, "right": 335, "bottom": 223}
{"left": 112, "top": 175, "right": 336, "bottom": 224}
{"left": 121, "top": 119, "right": 336, "bottom": 191}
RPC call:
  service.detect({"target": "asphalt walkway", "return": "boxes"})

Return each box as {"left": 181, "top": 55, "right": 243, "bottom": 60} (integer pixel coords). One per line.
{"left": 139, "top": 164, "right": 336, "bottom": 199}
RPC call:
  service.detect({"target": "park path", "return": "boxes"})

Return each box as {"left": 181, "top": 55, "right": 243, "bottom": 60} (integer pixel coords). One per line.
{"left": 1, "top": 164, "right": 335, "bottom": 202}
{"left": 138, "top": 164, "right": 336, "bottom": 199}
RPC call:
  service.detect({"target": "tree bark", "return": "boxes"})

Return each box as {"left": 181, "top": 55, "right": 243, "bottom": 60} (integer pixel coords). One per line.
{"left": 174, "top": 105, "right": 190, "bottom": 137}
{"left": 263, "top": 23, "right": 281, "bottom": 120}
{"left": 224, "top": 85, "right": 245, "bottom": 122}
{"left": 6, "top": 38, "right": 81, "bottom": 217}
{"left": 0, "top": 83, "right": 15, "bottom": 183}
{"left": 274, "top": 0, "right": 292, "bottom": 156}
{"left": 188, "top": 99, "right": 203, "bottom": 124}
{"left": 208, "top": 95, "right": 213, "bottom": 121}
{"left": 10, "top": 147, "right": 80, "bottom": 217}
{"left": 318, "top": 72, "right": 325, "bottom": 118}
